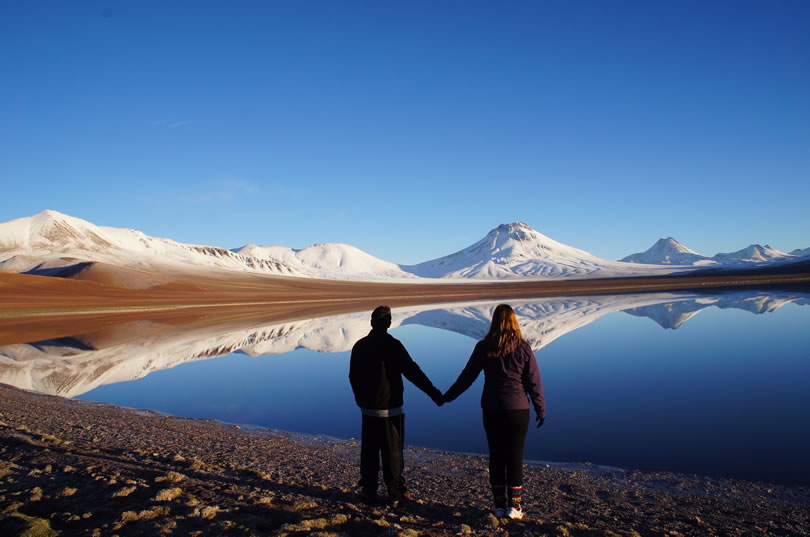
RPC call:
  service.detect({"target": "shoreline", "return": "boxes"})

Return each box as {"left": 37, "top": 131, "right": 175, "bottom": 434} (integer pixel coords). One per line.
{"left": 1, "top": 384, "right": 808, "bottom": 536}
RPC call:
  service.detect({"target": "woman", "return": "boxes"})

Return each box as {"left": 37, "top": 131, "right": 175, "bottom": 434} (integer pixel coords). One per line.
{"left": 442, "top": 304, "right": 545, "bottom": 520}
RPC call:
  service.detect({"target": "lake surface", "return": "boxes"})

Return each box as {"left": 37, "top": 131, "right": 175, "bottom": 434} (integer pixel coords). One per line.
{"left": 2, "top": 289, "right": 809, "bottom": 486}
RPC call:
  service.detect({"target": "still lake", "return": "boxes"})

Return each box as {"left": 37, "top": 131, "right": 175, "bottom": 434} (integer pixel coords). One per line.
{"left": 12, "top": 290, "right": 809, "bottom": 486}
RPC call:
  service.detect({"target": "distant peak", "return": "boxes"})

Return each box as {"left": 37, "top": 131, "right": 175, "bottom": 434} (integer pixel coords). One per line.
{"left": 34, "top": 209, "right": 70, "bottom": 220}
{"left": 30, "top": 210, "right": 86, "bottom": 230}
{"left": 493, "top": 222, "right": 534, "bottom": 233}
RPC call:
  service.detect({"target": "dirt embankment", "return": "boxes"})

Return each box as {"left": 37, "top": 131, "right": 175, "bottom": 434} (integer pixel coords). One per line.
{"left": 0, "top": 384, "right": 807, "bottom": 537}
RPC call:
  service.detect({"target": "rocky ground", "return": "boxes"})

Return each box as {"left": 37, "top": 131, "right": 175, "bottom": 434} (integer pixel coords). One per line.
{"left": 0, "top": 384, "right": 807, "bottom": 537}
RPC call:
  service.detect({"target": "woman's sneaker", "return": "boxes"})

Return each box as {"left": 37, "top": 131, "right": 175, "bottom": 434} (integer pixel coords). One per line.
{"left": 506, "top": 506, "right": 524, "bottom": 520}
{"left": 494, "top": 507, "right": 506, "bottom": 518}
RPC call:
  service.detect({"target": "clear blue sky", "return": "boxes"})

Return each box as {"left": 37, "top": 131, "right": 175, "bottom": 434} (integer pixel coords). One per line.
{"left": 2, "top": 0, "right": 809, "bottom": 264}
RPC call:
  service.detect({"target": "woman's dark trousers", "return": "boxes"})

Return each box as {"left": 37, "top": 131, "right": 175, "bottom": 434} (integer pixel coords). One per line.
{"left": 360, "top": 414, "right": 406, "bottom": 499}
{"left": 483, "top": 409, "right": 530, "bottom": 490}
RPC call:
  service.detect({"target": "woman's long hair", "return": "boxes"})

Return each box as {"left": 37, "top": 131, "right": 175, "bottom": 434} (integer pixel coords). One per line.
{"left": 483, "top": 304, "right": 523, "bottom": 357}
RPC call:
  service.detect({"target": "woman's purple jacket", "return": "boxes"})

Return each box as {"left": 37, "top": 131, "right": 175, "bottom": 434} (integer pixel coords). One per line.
{"left": 444, "top": 339, "right": 545, "bottom": 419}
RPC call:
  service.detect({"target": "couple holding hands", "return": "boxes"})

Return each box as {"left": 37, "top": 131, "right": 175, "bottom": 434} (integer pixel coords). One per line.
{"left": 349, "top": 304, "right": 546, "bottom": 520}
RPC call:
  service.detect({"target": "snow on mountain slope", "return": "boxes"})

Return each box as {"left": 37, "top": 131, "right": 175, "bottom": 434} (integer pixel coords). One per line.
{"left": 233, "top": 243, "right": 416, "bottom": 280}
{"left": 0, "top": 210, "right": 300, "bottom": 277}
{"left": 620, "top": 237, "right": 714, "bottom": 265}
{"left": 1, "top": 211, "right": 803, "bottom": 282}
{"left": 622, "top": 238, "right": 802, "bottom": 267}
{"left": 0, "top": 213, "right": 680, "bottom": 281}
{"left": 790, "top": 247, "right": 810, "bottom": 257}
{"left": 711, "top": 244, "right": 791, "bottom": 264}
{"left": 402, "top": 223, "right": 676, "bottom": 279}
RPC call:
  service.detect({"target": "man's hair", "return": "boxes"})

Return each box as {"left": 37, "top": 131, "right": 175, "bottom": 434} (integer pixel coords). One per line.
{"left": 371, "top": 305, "right": 392, "bottom": 329}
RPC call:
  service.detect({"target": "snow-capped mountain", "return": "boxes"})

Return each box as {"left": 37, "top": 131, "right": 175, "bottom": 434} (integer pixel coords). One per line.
{"left": 790, "top": 247, "right": 810, "bottom": 257}
{"left": 0, "top": 211, "right": 805, "bottom": 282}
{"left": 620, "top": 238, "right": 714, "bottom": 265}
{"left": 711, "top": 244, "right": 791, "bottom": 264}
{"left": 0, "top": 212, "right": 681, "bottom": 281}
{"left": 0, "top": 210, "right": 300, "bottom": 280}
{"left": 402, "top": 222, "right": 673, "bottom": 279}
{"left": 623, "top": 238, "right": 801, "bottom": 266}
{"left": 233, "top": 243, "right": 415, "bottom": 280}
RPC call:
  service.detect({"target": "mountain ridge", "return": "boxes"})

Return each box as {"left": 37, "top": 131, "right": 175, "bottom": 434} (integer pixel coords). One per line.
{"left": 0, "top": 210, "right": 807, "bottom": 282}
{"left": 623, "top": 237, "right": 802, "bottom": 266}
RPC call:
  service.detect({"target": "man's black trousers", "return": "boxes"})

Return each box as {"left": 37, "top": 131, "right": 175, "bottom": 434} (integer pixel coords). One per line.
{"left": 360, "top": 413, "right": 406, "bottom": 499}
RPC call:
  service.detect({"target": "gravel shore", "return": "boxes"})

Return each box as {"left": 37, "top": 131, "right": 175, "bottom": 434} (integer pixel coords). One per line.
{"left": 0, "top": 384, "right": 807, "bottom": 537}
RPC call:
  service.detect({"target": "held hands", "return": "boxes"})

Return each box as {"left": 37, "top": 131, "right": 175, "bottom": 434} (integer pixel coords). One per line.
{"left": 432, "top": 391, "right": 453, "bottom": 407}
{"left": 431, "top": 389, "right": 444, "bottom": 407}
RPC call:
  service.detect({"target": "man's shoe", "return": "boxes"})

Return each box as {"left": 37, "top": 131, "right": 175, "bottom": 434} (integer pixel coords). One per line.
{"left": 389, "top": 491, "right": 412, "bottom": 508}
{"left": 506, "top": 506, "right": 524, "bottom": 520}
{"left": 359, "top": 490, "right": 379, "bottom": 504}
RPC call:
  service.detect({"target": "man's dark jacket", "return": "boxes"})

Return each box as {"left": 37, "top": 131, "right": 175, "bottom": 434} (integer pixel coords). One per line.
{"left": 349, "top": 328, "right": 441, "bottom": 410}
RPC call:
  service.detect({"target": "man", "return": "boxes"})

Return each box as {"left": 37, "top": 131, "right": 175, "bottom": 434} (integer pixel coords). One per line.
{"left": 349, "top": 305, "right": 443, "bottom": 506}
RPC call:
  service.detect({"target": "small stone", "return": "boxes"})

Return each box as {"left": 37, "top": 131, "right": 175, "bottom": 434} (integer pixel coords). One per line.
{"left": 154, "top": 487, "right": 183, "bottom": 502}
{"left": 460, "top": 524, "right": 472, "bottom": 534}
{"left": 119, "top": 511, "right": 140, "bottom": 524}
{"left": 19, "top": 517, "right": 57, "bottom": 537}
{"left": 301, "top": 518, "right": 328, "bottom": 529}
{"left": 112, "top": 487, "right": 136, "bottom": 498}
{"left": 292, "top": 499, "right": 318, "bottom": 511}
{"left": 199, "top": 505, "right": 221, "bottom": 520}
{"left": 155, "top": 471, "right": 186, "bottom": 483}
{"left": 330, "top": 513, "right": 349, "bottom": 525}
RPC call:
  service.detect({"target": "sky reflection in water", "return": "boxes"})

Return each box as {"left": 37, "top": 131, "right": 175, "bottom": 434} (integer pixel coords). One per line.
{"left": 70, "top": 292, "right": 810, "bottom": 486}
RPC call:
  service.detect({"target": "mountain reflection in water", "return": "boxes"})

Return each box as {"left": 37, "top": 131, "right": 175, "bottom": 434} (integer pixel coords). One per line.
{"left": 0, "top": 290, "right": 807, "bottom": 398}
